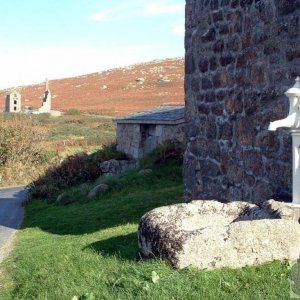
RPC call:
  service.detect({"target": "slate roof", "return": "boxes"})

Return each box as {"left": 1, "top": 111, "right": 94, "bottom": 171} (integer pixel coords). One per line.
{"left": 115, "top": 106, "right": 185, "bottom": 125}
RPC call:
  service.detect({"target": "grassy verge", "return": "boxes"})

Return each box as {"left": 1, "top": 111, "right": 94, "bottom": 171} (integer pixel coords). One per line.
{"left": 0, "top": 161, "right": 291, "bottom": 300}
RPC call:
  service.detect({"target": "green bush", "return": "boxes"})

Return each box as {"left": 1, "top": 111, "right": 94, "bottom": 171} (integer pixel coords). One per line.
{"left": 31, "top": 144, "right": 127, "bottom": 200}
{"left": 140, "top": 140, "right": 184, "bottom": 168}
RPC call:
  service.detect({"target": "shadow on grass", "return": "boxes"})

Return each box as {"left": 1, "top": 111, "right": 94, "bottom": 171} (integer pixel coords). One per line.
{"left": 23, "top": 181, "right": 182, "bottom": 236}
{"left": 84, "top": 233, "right": 139, "bottom": 261}
{"left": 22, "top": 157, "right": 183, "bottom": 237}
{"left": 23, "top": 141, "right": 183, "bottom": 237}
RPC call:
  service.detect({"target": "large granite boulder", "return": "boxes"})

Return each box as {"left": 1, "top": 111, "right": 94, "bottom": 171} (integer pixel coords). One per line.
{"left": 138, "top": 200, "right": 300, "bottom": 270}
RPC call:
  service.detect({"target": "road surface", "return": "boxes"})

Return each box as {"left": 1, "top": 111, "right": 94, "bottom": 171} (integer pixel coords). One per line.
{"left": 0, "top": 187, "right": 27, "bottom": 262}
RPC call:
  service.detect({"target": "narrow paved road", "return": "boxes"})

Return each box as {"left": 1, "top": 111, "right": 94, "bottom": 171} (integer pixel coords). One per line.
{"left": 0, "top": 187, "right": 27, "bottom": 262}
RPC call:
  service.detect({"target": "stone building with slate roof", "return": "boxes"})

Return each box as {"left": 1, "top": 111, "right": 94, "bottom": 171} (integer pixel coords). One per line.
{"left": 115, "top": 106, "right": 185, "bottom": 159}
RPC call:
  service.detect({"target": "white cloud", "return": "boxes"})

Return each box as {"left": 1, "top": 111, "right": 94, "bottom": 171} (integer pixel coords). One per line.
{"left": 89, "top": 1, "right": 184, "bottom": 22}
{"left": 0, "top": 45, "right": 157, "bottom": 89}
{"left": 89, "top": 12, "right": 110, "bottom": 22}
{"left": 144, "top": 3, "right": 184, "bottom": 15}
{"left": 88, "top": 2, "right": 139, "bottom": 22}
{"left": 89, "top": 2, "right": 134, "bottom": 22}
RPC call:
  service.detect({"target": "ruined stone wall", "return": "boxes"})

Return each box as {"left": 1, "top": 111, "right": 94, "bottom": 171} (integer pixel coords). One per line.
{"left": 5, "top": 92, "right": 21, "bottom": 113}
{"left": 117, "top": 123, "right": 185, "bottom": 159}
{"left": 116, "top": 124, "right": 141, "bottom": 159}
{"left": 156, "top": 124, "right": 185, "bottom": 147}
{"left": 184, "top": 0, "right": 300, "bottom": 203}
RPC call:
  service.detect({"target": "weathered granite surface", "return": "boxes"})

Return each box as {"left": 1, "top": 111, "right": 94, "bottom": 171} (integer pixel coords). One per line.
{"left": 87, "top": 183, "right": 109, "bottom": 198}
{"left": 138, "top": 200, "right": 300, "bottom": 269}
{"left": 184, "top": 0, "right": 300, "bottom": 203}
{"left": 99, "top": 159, "right": 136, "bottom": 175}
{"left": 263, "top": 199, "right": 300, "bottom": 222}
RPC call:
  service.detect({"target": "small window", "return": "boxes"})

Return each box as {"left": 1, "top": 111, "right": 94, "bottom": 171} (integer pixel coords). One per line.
{"left": 14, "top": 106, "right": 17, "bottom": 111}
{"left": 14, "top": 100, "right": 17, "bottom": 105}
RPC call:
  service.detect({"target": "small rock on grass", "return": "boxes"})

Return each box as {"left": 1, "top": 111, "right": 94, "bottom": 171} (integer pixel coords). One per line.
{"left": 138, "top": 169, "right": 153, "bottom": 176}
{"left": 56, "top": 193, "right": 75, "bottom": 206}
{"left": 87, "top": 184, "right": 109, "bottom": 198}
{"left": 56, "top": 193, "right": 64, "bottom": 203}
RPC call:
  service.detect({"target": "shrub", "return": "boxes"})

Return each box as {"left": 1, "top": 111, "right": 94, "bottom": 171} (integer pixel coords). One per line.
{"left": 0, "top": 116, "right": 50, "bottom": 186}
{"left": 0, "top": 118, "right": 46, "bottom": 166}
{"left": 31, "top": 144, "right": 127, "bottom": 200}
{"left": 140, "top": 140, "right": 184, "bottom": 168}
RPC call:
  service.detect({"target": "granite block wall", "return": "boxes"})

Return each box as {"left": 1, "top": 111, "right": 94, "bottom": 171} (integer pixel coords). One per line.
{"left": 184, "top": 0, "right": 300, "bottom": 203}
{"left": 116, "top": 124, "right": 141, "bottom": 159}
{"left": 116, "top": 123, "right": 185, "bottom": 159}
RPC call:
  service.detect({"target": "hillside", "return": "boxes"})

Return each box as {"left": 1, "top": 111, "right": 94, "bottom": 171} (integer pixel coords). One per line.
{"left": 0, "top": 58, "right": 184, "bottom": 116}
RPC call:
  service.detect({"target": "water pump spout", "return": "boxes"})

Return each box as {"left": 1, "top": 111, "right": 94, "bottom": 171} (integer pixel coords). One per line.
{"left": 268, "top": 113, "right": 300, "bottom": 131}
{"left": 268, "top": 77, "right": 300, "bottom": 131}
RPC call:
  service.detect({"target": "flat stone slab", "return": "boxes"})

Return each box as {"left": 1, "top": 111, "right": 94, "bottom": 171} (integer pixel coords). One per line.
{"left": 138, "top": 200, "right": 300, "bottom": 270}
{"left": 115, "top": 106, "right": 185, "bottom": 125}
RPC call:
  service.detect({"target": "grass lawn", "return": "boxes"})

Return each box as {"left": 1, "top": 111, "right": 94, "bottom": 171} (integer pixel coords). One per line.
{"left": 0, "top": 161, "right": 291, "bottom": 300}
{"left": 47, "top": 114, "right": 116, "bottom": 146}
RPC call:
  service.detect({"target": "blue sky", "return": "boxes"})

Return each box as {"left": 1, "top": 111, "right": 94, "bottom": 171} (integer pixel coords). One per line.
{"left": 0, "top": 0, "right": 184, "bottom": 89}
